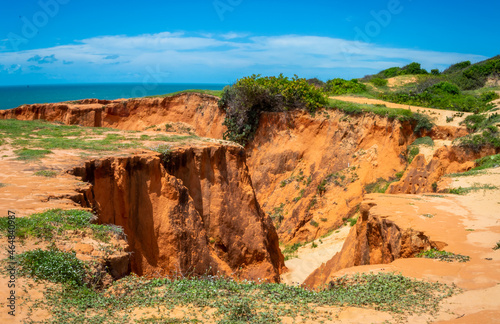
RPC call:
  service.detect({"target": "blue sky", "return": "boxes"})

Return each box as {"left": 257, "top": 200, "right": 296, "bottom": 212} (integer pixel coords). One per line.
{"left": 0, "top": 0, "right": 498, "bottom": 85}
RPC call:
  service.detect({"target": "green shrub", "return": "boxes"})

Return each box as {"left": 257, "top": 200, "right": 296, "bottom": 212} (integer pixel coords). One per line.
{"left": 431, "top": 69, "right": 440, "bottom": 76}
{"left": 398, "top": 62, "right": 428, "bottom": 75}
{"left": 324, "top": 78, "right": 367, "bottom": 95}
{"left": 480, "top": 91, "right": 500, "bottom": 102}
{"left": 413, "top": 113, "right": 435, "bottom": 133}
{"left": 442, "top": 61, "right": 471, "bottom": 74}
{"left": 219, "top": 74, "right": 327, "bottom": 144}
{"left": 429, "top": 81, "right": 461, "bottom": 95}
{"left": 370, "top": 78, "right": 388, "bottom": 87}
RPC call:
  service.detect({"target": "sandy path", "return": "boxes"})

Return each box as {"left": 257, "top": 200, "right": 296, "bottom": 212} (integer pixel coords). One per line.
{"left": 281, "top": 225, "right": 351, "bottom": 285}
{"left": 329, "top": 95, "right": 471, "bottom": 127}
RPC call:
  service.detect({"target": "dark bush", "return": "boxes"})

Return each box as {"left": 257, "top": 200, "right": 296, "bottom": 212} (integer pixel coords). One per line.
{"left": 398, "top": 62, "right": 428, "bottom": 75}
{"left": 431, "top": 69, "right": 440, "bottom": 76}
{"left": 306, "top": 78, "right": 325, "bottom": 88}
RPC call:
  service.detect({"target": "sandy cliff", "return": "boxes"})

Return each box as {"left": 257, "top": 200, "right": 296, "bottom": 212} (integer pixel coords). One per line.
{"left": 71, "top": 145, "right": 284, "bottom": 282}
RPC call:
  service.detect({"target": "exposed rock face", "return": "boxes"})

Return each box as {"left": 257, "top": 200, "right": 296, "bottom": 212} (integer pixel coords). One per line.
{"left": 246, "top": 110, "right": 417, "bottom": 243}
{"left": 0, "top": 93, "right": 226, "bottom": 138}
{"left": 388, "top": 146, "right": 499, "bottom": 194}
{"left": 303, "top": 201, "right": 437, "bottom": 288}
{"left": 71, "top": 145, "right": 284, "bottom": 282}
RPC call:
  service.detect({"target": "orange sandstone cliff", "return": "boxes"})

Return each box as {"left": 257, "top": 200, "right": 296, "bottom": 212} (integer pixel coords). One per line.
{"left": 71, "top": 145, "right": 284, "bottom": 282}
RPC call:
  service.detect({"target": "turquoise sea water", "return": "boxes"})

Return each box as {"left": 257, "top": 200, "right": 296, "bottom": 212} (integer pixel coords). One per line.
{"left": 0, "top": 83, "right": 227, "bottom": 110}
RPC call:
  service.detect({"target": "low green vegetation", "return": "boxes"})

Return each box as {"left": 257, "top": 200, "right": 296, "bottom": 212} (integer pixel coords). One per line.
{"left": 13, "top": 272, "right": 458, "bottom": 323}
{"left": 416, "top": 248, "right": 470, "bottom": 262}
{"left": 412, "top": 136, "right": 434, "bottom": 147}
{"left": 446, "top": 183, "right": 498, "bottom": 195}
{"left": 281, "top": 242, "right": 303, "bottom": 261}
{"left": 269, "top": 203, "right": 285, "bottom": 228}
{"left": 360, "top": 57, "right": 500, "bottom": 112}
{"left": 16, "top": 247, "right": 88, "bottom": 286}
{"left": 405, "top": 137, "right": 434, "bottom": 164}
{"left": 219, "top": 74, "right": 327, "bottom": 144}
{"left": 147, "top": 89, "right": 224, "bottom": 98}
{"left": 455, "top": 113, "right": 500, "bottom": 151}
{"left": 0, "top": 209, "right": 123, "bottom": 242}
{"left": 445, "top": 154, "right": 500, "bottom": 177}
{"left": 475, "top": 154, "right": 500, "bottom": 169}
{"left": 364, "top": 62, "right": 429, "bottom": 80}
{"left": 0, "top": 119, "right": 202, "bottom": 160}
{"left": 364, "top": 177, "right": 396, "bottom": 194}
{"left": 34, "top": 170, "right": 58, "bottom": 177}
{"left": 369, "top": 77, "right": 388, "bottom": 87}
{"left": 327, "top": 99, "right": 434, "bottom": 134}
{"left": 379, "top": 81, "right": 494, "bottom": 113}
{"left": 324, "top": 78, "right": 367, "bottom": 95}
{"left": 14, "top": 148, "right": 53, "bottom": 160}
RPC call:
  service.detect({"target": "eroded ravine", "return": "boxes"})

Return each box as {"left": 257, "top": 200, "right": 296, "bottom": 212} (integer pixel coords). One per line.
{"left": 70, "top": 145, "right": 284, "bottom": 282}
{"left": 1, "top": 92, "right": 497, "bottom": 287}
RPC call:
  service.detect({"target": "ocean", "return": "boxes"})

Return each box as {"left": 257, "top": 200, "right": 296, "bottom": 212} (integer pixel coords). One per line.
{"left": 0, "top": 83, "right": 228, "bottom": 110}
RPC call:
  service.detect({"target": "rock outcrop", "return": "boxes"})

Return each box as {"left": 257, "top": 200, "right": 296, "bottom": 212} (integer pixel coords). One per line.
{"left": 71, "top": 145, "right": 284, "bottom": 282}
{"left": 0, "top": 93, "right": 226, "bottom": 138}
{"left": 303, "top": 201, "right": 438, "bottom": 288}
{"left": 388, "top": 146, "right": 500, "bottom": 194}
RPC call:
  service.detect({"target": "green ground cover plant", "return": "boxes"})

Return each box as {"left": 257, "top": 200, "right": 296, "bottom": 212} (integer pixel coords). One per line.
{"left": 16, "top": 272, "right": 458, "bottom": 323}
{"left": 0, "top": 209, "right": 123, "bottom": 242}
{"left": 446, "top": 183, "right": 498, "bottom": 195}
{"left": 34, "top": 170, "right": 58, "bottom": 177}
{"left": 416, "top": 248, "right": 470, "bottom": 262}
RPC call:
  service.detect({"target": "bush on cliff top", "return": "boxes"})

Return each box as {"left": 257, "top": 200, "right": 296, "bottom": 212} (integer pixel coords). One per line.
{"left": 218, "top": 74, "right": 327, "bottom": 145}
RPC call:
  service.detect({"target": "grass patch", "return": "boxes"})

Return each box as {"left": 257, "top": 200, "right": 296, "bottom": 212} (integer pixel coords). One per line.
{"left": 327, "top": 99, "right": 434, "bottom": 133}
{"left": 446, "top": 183, "right": 498, "bottom": 195}
{"left": 34, "top": 170, "right": 58, "bottom": 177}
{"left": 416, "top": 248, "right": 470, "bottom": 262}
{"left": 22, "top": 272, "right": 458, "bottom": 323}
{"left": 474, "top": 154, "right": 500, "bottom": 170}
{"left": 0, "top": 209, "right": 123, "bottom": 242}
{"left": 412, "top": 136, "right": 434, "bottom": 147}
{"left": 444, "top": 153, "right": 500, "bottom": 177}
{"left": 15, "top": 148, "right": 52, "bottom": 160}
{"left": 364, "top": 177, "right": 395, "bottom": 193}
{"left": 281, "top": 242, "right": 303, "bottom": 261}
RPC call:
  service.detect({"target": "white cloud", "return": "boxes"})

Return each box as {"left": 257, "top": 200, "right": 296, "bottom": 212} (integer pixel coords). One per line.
{"left": 0, "top": 32, "right": 488, "bottom": 83}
